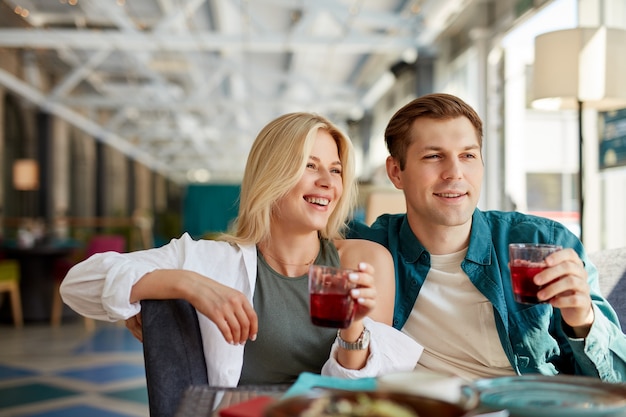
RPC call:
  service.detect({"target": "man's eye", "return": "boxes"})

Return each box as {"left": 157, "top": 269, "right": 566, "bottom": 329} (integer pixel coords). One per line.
{"left": 424, "top": 154, "right": 440, "bottom": 159}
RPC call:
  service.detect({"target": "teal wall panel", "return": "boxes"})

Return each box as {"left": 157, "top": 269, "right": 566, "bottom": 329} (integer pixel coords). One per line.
{"left": 183, "top": 184, "right": 240, "bottom": 238}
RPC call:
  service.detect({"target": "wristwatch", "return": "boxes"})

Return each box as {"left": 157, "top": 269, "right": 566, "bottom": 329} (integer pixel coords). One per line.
{"left": 336, "top": 327, "right": 370, "bottom": 350}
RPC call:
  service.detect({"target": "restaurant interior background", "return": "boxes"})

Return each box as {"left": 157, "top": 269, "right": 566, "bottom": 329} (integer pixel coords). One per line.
{"left": 1, "top": 0, "right": 626, "bottom": 271}
{"left": 0, "top": 0, "right": 626, "bottom": 416}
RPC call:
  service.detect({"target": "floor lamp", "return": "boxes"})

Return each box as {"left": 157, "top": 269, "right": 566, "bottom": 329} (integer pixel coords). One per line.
{"left": 532, "top": 26, "right": 626, "bottom": 243}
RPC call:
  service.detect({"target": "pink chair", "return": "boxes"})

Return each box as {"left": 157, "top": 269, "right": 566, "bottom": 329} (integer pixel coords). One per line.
{"left": 51, "top": 234, "right": 126, "bottom": 329}
{"left": 83, "top": 235, "right": 126, "bottom": 258}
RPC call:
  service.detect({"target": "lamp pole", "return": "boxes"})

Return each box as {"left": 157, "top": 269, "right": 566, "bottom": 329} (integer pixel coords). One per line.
{"left": 577, "top": 100, "right": 584, "bottom": 243}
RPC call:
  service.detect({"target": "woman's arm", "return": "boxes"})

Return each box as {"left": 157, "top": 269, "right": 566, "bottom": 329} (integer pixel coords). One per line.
{"left": 60, "top": 234, "right": 258, "bottom": 345}
{"left": 332, "top": 239, "right": 396, "bottom": 369}
{"left": 336, "top": 238, "right": 395, "bottom": 324}
{"left": 60, "top": 246, "right": 175, "bottom": 321}
{"left": 131, "top": 269, "right": 258, "bottom": 344}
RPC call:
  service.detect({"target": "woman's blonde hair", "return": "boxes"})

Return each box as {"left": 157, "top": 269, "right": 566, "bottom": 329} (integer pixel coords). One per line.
{"left": 220, "top": 112, "right": 356, "bottom": 245}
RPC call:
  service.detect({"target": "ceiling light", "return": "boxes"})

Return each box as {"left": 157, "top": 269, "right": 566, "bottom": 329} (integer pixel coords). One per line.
{"left": 188, "top": 169, "right": 211, "bottom": 183}
{"left": 349, "top": 106, "right": 364, "bottom": 121}
{"left": 401, "top": 48, "right": 418, "bottom": 64}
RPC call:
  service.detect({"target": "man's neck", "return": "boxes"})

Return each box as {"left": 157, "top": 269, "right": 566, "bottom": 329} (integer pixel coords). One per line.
{"left": 406, "top": 215, "right": 472, "bottom": 255}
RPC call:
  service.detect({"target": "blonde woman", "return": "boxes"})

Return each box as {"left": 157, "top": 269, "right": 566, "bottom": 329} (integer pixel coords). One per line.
{"left": 61, "top": 112, "right": 421, "bottom": 387}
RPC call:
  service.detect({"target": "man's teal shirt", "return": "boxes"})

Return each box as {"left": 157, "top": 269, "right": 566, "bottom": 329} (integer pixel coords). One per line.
{"left": 347, "top": 209, "right": 626, "bottom": 382}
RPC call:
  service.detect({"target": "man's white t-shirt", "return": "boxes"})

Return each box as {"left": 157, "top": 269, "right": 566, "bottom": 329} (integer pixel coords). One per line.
{"left": 402, "top": 248, "right": 516, "bottom": 380}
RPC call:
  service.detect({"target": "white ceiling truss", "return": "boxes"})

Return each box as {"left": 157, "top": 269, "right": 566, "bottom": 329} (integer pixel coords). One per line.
{"left": 0, "top": 0, "right": 521, "bottom": 184}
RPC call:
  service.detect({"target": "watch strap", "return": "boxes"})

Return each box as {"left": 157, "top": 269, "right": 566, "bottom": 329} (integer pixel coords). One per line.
{"left": 336, "top": 327, "right": 370, "bottom": 350}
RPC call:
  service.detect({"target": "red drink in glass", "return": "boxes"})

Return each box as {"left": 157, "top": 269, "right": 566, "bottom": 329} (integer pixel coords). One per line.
{"left": 510, "top": 260, "right": 547, "bottom": 304}
{"left": 508, "top": 243, "right": 562, "bottom": 305}
{"left": 310, "top": 293, "right": 355, "bottom": 328}
{"left": 308, "top": 265, "right": 356, "bottom": 328}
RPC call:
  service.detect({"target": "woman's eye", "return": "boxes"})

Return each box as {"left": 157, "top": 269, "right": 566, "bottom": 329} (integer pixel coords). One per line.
{"left": 306, "top": 162, "right": 316, "bottom": 169}
{"left": 331, "top": 168, "right": 342, "bottom": 175}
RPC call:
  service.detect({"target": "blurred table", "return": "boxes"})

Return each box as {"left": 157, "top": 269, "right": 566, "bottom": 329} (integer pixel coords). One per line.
{"left": 1, "top": 244, "right": 78, "bottom": 322}
{"left": 175, "top": 385, "right": 290, "bottom": 417}
{"left": 173, "top": 384, "right": 508, "bottom": 417}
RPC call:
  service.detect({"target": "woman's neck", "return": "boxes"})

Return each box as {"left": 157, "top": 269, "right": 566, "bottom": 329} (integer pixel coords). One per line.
{"left": 258, "top": 232, "right": 320, "bottom": 277}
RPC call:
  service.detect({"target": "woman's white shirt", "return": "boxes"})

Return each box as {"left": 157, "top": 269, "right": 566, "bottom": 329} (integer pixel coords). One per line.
{"left": 60, "top": 233, "right": 422, "bottom": 386}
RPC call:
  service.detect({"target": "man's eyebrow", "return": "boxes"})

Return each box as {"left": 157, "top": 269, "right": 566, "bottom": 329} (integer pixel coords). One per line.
{"left": 421, "top": 144, "right": 480, "bottom": 151}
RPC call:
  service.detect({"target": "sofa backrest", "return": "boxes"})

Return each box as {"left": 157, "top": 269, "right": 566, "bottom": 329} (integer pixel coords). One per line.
{"left": 588, "top": 247, "right": 626, "bottom": 332}
{"left": 140, "top": 299, "right": 208, "bottom": 417}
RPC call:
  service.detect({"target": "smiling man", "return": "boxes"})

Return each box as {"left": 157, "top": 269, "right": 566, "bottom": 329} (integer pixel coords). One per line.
{"left": 348, "top": 93, "right": 626, "bottom": 382}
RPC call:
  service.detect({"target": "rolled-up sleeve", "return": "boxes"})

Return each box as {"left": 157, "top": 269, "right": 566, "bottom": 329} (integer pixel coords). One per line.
{"left": 569, "top": 304, "right": 626, "bottom": 382}
{"left": 321, "top": 317, "right": 423, "bottom": 378}
{"left": 60, "top": 235, "right": 190, "bottom": 321}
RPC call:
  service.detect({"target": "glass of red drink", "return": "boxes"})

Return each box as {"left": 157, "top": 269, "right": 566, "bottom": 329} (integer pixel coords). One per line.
{"left": 308, "top": 265, "right": 357, "bottom": 328}
{"left": 508, "top": 243, "right": 562, "bottom": 304}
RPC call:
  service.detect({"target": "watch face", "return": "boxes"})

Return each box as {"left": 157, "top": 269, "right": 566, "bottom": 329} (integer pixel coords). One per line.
{"left": 337, "top": 328, "right": 370, "bottom": 350}
{"left": 362, "top": 329, "right": 371, "bottom": 343}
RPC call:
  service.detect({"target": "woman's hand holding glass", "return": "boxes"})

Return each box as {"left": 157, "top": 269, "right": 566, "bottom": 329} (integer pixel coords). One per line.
{"left": 348, "top": 262, "right": 377, "bottom": 322}
{"left": 337, "top": 262, "right": 377, "bottom": 346}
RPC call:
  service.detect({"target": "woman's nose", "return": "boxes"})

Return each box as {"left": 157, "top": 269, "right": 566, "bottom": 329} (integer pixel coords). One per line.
{"left": 316, "top": 168, "right": 332, "bottom": 187}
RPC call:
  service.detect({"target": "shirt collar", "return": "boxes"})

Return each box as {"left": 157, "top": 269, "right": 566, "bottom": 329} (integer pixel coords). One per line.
{"left": 466, "top": 209, "right": 493, "bottom": 266}
{"left": 397, "top": 208, "right": 493, "bottom": 266}
{"left": 398, "top": 216, "right": 428, "bottom": 264}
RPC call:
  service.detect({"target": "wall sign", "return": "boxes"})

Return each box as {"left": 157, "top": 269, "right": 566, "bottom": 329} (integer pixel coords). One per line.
{"left": 599, "top": 108, "right": 626, "bottom": 170}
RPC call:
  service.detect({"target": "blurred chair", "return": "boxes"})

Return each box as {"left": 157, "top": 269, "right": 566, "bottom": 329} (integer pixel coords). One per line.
{"left": 588, "top": 247, "right": 626, "bottom": 332}
{"left": 141, "top": 299, "right": 208, "bottom": 417}
{"left": 51, "top": 234, "right": 127, "bottom": 330}
{"left": 0, "top": 259, "right": 23, "bottom": 328}
{"left": 364, "top": 188, "right": 406, "bottom": 225}
{"left": 132, "top": 208, "right": 154, "bottom": 250}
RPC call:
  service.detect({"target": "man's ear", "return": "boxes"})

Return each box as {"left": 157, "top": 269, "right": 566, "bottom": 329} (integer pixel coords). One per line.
{"left": 385, "top": 156, "right": 403, "bottom": 190}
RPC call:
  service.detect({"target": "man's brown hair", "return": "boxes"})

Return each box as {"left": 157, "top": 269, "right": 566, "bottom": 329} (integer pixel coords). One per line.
{"left": 385, "top": 93, "right": 483, "bottom": 169}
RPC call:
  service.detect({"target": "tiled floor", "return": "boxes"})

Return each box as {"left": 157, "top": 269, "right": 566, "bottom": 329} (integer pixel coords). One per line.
{"left": 0, "top": 319, "right": 149, "bottom": 417}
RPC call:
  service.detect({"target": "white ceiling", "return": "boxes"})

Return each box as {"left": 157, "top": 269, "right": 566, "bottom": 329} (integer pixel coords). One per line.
{"left": 0, "top": 0, "right": 487, "bottom": 184}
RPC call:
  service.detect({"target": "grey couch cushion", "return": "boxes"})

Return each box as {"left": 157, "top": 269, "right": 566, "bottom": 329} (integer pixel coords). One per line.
{"left": 588, "top": 247, "right": 626, "bottom": 332}
{"left": 141, "top": 299, "right": 208, "bottom": 417}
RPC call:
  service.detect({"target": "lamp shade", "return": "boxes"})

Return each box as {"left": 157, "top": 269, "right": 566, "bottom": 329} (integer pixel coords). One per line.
{"left": 532, "top": 27, "right": 626, "bottom": 111}
{"left": 12, "top": 159, "right": 39, "bottom": 190}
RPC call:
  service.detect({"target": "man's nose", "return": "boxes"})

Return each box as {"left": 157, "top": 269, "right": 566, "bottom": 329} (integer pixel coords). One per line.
{"left": 442, "top": 159, "right": 463, "bottom": 179}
